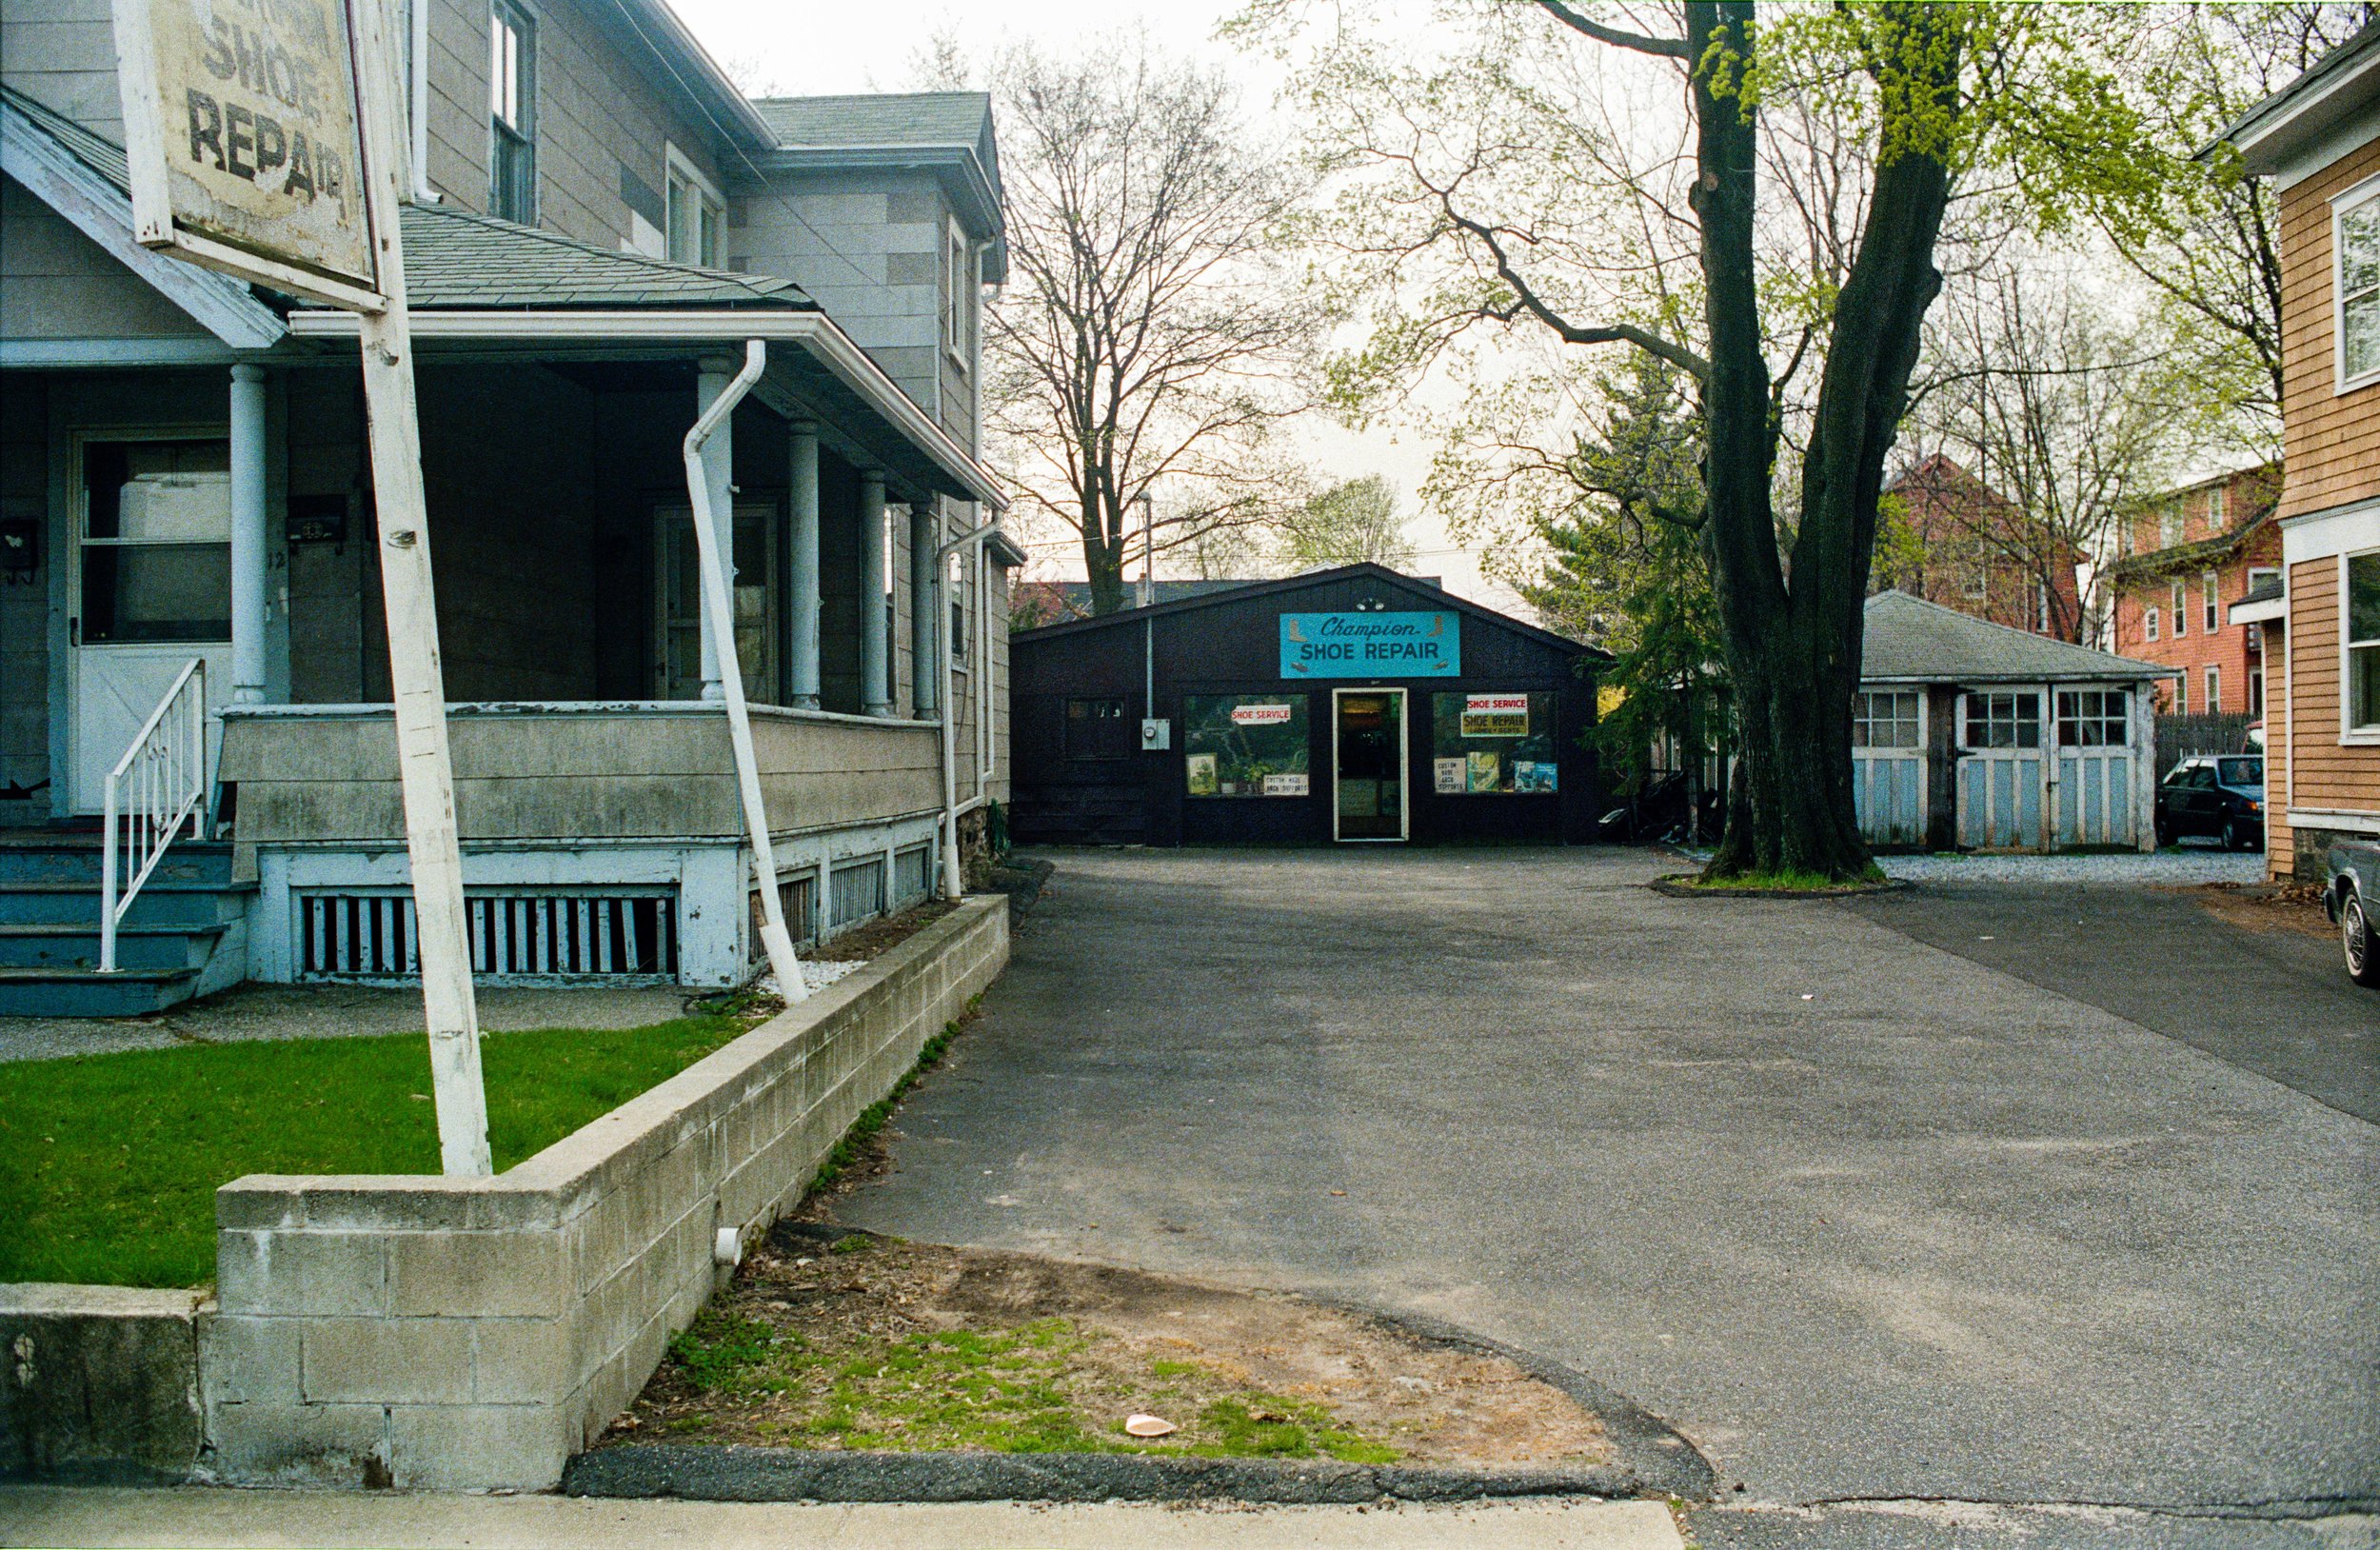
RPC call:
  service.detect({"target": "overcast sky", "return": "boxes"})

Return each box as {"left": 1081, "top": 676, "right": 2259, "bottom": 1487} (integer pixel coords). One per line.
{"left": 667, "top": 0, "right": 1513, "bottom": 606}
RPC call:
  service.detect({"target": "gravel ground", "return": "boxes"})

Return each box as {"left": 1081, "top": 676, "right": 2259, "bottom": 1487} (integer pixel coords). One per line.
{"left": 1876, "top": 849, "right": 2267, "bottom": 884}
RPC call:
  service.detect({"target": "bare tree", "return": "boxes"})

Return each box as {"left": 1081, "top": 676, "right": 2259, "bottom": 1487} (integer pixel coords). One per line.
{"left": 980, "top": 42, "right": 1322, "bottom": 615}
{"left": 1279, "top": 476, "right": 1417, "bottom": 570}
{"left": 1892, "top": 259, "right": 2197, "bottom": 643}
{"left": 2079, "top": 3, "right": 2373, "bottom": 457}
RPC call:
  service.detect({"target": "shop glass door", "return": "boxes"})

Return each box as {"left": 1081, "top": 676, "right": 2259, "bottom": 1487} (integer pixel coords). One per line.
{"left": 1333, "top": 688, "right": 1407, "bottom": 841}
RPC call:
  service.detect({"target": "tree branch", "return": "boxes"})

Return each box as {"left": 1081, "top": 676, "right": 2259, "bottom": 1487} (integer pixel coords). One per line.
{"left": 1533, "top": 0, "right": 1693, "bottom": 59}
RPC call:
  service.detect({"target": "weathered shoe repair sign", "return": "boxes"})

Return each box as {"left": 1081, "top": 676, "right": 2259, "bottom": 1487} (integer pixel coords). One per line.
{"left": 113, "top": 0, "right": 381, "bottom": 305}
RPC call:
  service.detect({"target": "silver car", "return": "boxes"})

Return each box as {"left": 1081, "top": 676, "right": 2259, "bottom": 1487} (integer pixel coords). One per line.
{"left": 2325, "top": 837, "right": 2380, "bottom": 988}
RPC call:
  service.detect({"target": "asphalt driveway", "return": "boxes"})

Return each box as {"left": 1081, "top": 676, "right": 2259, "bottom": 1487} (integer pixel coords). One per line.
{"left": 842, "top": 848, "right": 2379, "bottom": 1546}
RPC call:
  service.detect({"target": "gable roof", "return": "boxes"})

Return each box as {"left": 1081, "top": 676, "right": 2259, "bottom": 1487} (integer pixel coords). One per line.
{"left": 749, "top": 91, "right": 1006, "bottom": 283}
{"left": 1863, "top": 589, "right": 2175, "bottom": 684}
{"left": 1011, "top": 564, "right": 1609, "bottom": 660}
{"left": 2218, "top": 17, "right": 2380, "bottom": 174}
{"left": 754, "top": 93, "right": 996, "bottom": 149}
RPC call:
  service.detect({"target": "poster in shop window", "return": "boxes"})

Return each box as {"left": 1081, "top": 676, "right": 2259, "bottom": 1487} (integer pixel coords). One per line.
{"left": 1466, "top": 751, "right": 1501, "bottom": 792}
{"left": 1460, "top": 693, "right": 1529, "bottom": 738}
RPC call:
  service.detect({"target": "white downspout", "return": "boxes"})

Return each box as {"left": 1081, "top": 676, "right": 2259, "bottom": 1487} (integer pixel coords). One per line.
{"left": 979, "top": 541, "right": 995, "bottom": 785}
{"left": 685, "top": 340, "right": 806, "bottom": 1002}
{"left": 938, "top": 519, "right": 999, "bottom": 900}
{"left": 408, "top": 0, "right": 439, "bottom": 202}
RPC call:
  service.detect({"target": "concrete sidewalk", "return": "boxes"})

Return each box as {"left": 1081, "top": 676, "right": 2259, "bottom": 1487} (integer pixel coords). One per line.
{"left": 0, "top": 1487, "right": 1684, "bottom": 1549}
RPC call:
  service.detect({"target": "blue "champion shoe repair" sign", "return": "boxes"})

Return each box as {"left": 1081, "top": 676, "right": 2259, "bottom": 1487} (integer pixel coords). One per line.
{"left": 1279, "top": 611, "right": 1461, "bottom": 677}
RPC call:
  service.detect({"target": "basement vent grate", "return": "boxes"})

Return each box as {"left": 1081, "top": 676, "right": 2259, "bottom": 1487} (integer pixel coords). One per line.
{"left": 297, "top": 888, "right": 679, "bottom": 981}
{"left": 829, "top": 857, "right": 885, "bottom": 927}
{"left": 893, "top": 844, "right": 932, "bottom": 906}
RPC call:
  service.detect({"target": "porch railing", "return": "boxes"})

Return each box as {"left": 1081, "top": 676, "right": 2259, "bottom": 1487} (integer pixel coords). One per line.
{"left": 100, "top": 659, "right": 208, "bottom": 973}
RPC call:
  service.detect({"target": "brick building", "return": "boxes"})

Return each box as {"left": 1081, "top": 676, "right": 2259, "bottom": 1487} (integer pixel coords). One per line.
{"left": 2104, "top": 465, "right": 2286, "bottom": 719}
{"left": 1875, "top": 454, "right": 2083, "bottom": 640}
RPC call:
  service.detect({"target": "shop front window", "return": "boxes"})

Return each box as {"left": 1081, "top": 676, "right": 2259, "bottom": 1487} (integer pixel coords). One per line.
{"left": 1184, "top": 694, "right": 1310, "bottom": 797}
{"left": 1428, "top": 690, "right": 1558, "bottom": 794}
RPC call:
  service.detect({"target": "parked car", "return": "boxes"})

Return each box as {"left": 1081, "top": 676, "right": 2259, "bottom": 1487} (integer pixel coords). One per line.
{"left": 2324, "top": 838, "right": 2380, "bottom": 988}
{"left": 2154, "top": 754, "right": 2267, "bottom": 850}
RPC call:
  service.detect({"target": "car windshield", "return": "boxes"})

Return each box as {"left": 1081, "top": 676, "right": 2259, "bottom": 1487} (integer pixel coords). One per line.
{"left": 2218, "top": 758, "right": 2263, "bottom": 789}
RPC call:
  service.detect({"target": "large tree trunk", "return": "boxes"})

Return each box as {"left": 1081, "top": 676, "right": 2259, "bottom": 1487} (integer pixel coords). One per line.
{"left": 1692, "top": 1, "right": 1960, "bottom": 882}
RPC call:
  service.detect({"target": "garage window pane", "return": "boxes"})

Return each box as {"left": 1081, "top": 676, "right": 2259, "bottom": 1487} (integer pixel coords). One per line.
{"left": 1964, "top": 691, "right": 2040, "bottom": 749}
{"left": 1854, "top": 690, "right": 1920, "bottom": 749}
{"left": 1184, "top": 695, "right": 1309, "bottom": 797}
{"left": 1429, "top": 691, "right": 1558, "bottom": 793}
{"left": 2055, "top": 689, "right": 2129, "bottom": 748}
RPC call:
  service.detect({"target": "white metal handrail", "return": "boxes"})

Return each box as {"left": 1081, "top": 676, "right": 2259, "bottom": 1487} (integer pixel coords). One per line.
{"left": 99, "top": 659, "right": 208, "bottom": 973}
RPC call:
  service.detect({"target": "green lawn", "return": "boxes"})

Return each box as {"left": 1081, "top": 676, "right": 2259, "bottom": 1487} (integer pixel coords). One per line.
{"left": 0, "top": 1016, "right": 752, "bottom": 1290}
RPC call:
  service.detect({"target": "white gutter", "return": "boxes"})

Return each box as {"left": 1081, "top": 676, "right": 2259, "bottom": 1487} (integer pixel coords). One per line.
{"left": 685, "top": 340, "right": 806, "bottom": 1002}
{"left": 285, "top": 308, "right": 1006, "bottom": 510}
{"left": 937, "top": 518, "right": 1000, "bottom": 900}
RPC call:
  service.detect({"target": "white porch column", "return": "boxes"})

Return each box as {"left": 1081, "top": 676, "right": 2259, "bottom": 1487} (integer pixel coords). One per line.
{"left": 695, "top": 359, "right": 739, "bottom": 703}
{"left": 910, "top": 503, "right": 939, "bottom": 718}
{"left": 787, "top": 420, "right": 822, "bottom": 709}
{"left": 859, "top": 471, "right": 890, "bottom": 716}
{"left": 228, "top": 363, "right": 268, "bottom": 705}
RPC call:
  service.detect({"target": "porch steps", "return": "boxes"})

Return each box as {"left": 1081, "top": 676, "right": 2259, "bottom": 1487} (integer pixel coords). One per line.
{"left": 0, "top": 839, "right": 250, "bottom": 1018}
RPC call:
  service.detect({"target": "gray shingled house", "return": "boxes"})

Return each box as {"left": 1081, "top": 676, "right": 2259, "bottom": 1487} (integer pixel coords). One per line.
{"left": 1856, "top": 590, "right": 2179, "bottom": 852}
{"left": 0, "top": 7, "right": 1024, "bottom": 1014}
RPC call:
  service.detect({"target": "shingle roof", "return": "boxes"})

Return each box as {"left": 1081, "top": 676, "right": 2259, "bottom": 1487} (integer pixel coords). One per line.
{"left": 1863, "top": 590, "right": 2176, "bottom": 684}
{"left": 751, "top": 93, "right": 994, "bottom": 149}
{"left": 381, "top": 205, "right": 811, "bottom": 310}
{"left": 0, "top": 86, "right": 814, "bottom": 312}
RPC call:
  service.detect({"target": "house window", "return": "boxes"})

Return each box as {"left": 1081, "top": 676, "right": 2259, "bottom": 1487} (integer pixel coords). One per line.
{"left": 1063, "top": 697, "right": 1133, "bottom": 760}
{"left": 2337, "top": 176, "right": 2380, "bottom": 390}
{"left": 2160, "top": 504, "right": 2184, "bottom": 547}
{"left": 2173, "top": 676, "right": 2188, "bottom": 715}
{"left": 2203, "top": 570, "right": 2219, "bottom": 634}
{"left": 487, "top": 1, "right": 535, "bottom": 223}
{"left": 942, "top": 219, "right": 977, "bottom": 365}
{"left": 1853, "top": 689, "right": 1921, "bottom": 749}
{"left": 2248, "top": 621, "right": 2264, "bottom": 653}
{"left": 2208, "top": 485, "right": 2226, "bottom": 527}
{"left": 2349, "top": 551, "right": 2380, "bottom": 735}
{"left": 2055, "top": 689, "right": 2129, "bottom": 748}
{"left": 1963, "top": 691, "right": 2040, "bottom": 749}
{"left": 665, "top": 149, "right": 723, "bottom": 268}
{"left": 1184, "top": 695, "right": 1310, "bottom": 798}
{"left": 2145, "top": 606, "right": 2160, "bottom": 643}
{"left": 2171, "top": 578, "right": 2187, "bottom": 636}
{"left": 1962, "top": 563, "right": 1988, "bottom": 600}
{"left": 76, "top": 438, "right": 233, "bottom": 643}
{"left": 2250, "top": 667, "right": 2264, "bottom": 716}
{"left": 2204, "top": 665, "right": 2220, "bottom": 715}
{"left": 946, "top": 551, "right": 969, "bottom": 665}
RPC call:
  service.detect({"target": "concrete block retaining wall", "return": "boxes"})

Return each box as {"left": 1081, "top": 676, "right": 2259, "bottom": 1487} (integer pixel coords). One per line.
{"left": 0, "top": 897, "right": 1006, "bottom": 1491}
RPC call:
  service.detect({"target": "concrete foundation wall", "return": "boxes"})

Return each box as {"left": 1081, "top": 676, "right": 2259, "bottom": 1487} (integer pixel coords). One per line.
{"left": 0, "top": 1286, "right": 205, "bottom": 1483}
{"left": 3, "top": 900, "right": 1004, "bottom": 1486}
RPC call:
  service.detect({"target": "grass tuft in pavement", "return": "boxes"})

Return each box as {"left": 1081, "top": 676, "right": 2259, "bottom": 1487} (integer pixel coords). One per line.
{"left": 0, "top": 1015, "right": 753, "bottom": 1289}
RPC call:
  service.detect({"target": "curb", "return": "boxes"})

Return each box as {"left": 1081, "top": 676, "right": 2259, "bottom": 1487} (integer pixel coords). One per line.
{"left": 1647, "top": 872, "right": 1910, "bottom": 899}
{"left": 562, "top": 1446, "right": 1653, "bottom": 1506}
{"left": 564, "top": 1234, "right": 1715, "bottom": 1507}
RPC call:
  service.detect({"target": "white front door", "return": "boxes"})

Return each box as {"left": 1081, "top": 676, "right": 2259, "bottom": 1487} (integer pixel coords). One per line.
{"left": 68, "top": 435, "right": 234, "bottom": 814}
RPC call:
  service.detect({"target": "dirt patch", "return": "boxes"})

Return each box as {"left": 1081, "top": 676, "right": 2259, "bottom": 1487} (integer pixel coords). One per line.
{"left": 609, "top": 1234, "right": 1610, "bottom": 1472}
{"left": 2170, "top": 881, "right": 2332, "bottom": 942}
{"left": 809, "top": 900, "right": 959, "bottom": 963}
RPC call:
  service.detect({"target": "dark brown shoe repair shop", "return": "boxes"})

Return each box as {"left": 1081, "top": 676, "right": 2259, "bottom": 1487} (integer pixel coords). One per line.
{"left": 1008, "top": 566, "right": 1608, "bottom": 845}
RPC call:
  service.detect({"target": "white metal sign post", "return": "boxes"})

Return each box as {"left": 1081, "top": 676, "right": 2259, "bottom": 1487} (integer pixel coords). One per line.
{"left": 114, "top": 0, "right": 492, "bottom": 1175}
